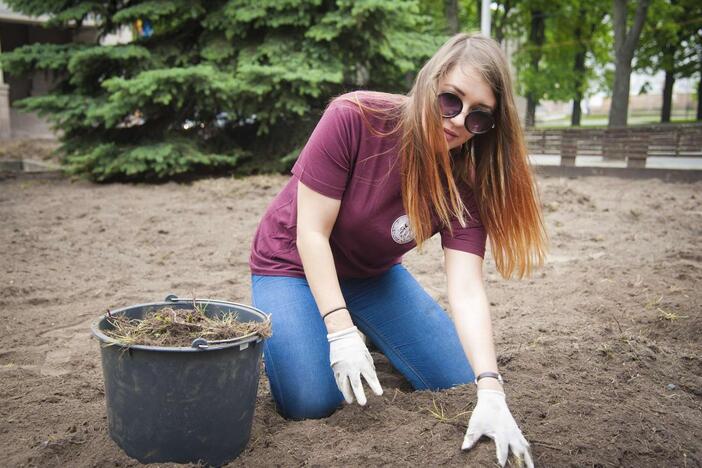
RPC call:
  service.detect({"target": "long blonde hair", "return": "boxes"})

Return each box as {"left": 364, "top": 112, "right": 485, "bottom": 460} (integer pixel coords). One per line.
{"left": 340, "top": 33, "right": 547, "bottom": 279}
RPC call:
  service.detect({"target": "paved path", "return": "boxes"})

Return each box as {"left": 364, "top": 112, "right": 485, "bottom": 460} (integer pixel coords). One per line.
{"left": 530, "top": 154, "right": 702, "bottom": 170}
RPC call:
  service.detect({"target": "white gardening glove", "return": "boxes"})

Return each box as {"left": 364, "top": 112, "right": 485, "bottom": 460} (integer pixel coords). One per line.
{"left": 462, "top": 389, "right": 534, "bottom": 468}
{"left": 327, "top": 326, "right": 383, "bottom": 405}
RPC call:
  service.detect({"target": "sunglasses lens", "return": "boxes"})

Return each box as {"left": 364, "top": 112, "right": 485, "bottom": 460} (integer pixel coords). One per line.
{"left": 466, "top": 111, "right": 494, "bottom": 134}
{"left": 438, "top": 93, "right": 462, "bottom": 118}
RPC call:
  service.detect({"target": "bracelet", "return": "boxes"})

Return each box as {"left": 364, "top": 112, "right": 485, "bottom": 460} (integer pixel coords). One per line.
{"left": 322, "top": 306, "right": 348, "bottom": 320}
{"left": 474, "top": 371, "right": 504, "bottom": 385}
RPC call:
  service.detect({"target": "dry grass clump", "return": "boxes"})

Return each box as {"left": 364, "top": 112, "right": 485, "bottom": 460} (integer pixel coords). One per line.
{"left": 103, "top": 305, "right": 272, "bottom": 347}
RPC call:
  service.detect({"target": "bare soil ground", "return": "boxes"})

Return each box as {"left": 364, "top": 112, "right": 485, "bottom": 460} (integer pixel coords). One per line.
{"left": 1, "top": 170, "right": 700, "bottom": 467}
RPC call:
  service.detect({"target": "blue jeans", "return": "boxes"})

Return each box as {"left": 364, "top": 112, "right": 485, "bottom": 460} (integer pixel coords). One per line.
{"left": 251, "top": 264, "right": 473, "bottom": 420}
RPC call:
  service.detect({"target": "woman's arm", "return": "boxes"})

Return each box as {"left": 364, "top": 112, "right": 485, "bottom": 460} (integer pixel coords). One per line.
{"left": 443, "top": 247, "right": 503, "bottom": 391}
{"left": 296, "top": 180, "right": 382, "bottom": 405}
{"left": 296, "top": 180, "right": 354, "bottom": 333}
{"left": 444, "top": 247, "right": 533, "bottom": 468}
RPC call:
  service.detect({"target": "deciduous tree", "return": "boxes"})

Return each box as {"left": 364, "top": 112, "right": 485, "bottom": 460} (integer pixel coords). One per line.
{"left": 609, "top": 0, "right": 651, "bottom": 126}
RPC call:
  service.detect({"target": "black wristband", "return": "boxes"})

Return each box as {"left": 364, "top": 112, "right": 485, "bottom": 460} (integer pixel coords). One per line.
{"left": 322, "top": 306, "right": 348, "bottom": 320}
{"left": 475, "top": 371, "right": 504, "bottom": 385}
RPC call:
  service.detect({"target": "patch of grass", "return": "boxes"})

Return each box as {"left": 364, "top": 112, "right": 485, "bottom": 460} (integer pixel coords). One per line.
{"left": 645, "top": 295, "right": 663, "bottom": 309}
{"left": 657, "top": 308, "right": 688, "bottom": 321}
{"left": 527, "top": 335, "right": 547, "bottom": 348}
{"left": 427, "top": 397, "right": 472, "bottom": 423}
{"left": 535, "top": 111, "right": 697, "bottom": 129}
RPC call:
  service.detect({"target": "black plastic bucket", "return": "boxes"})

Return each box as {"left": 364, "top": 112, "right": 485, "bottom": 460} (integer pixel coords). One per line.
{"left": 91, "top": 295, "right": 270, "bottom": 466}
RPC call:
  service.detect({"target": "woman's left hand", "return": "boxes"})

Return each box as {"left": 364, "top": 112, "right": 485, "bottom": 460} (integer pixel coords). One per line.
{"left": 462, "top": 389, "right": 534, "bottom": 468}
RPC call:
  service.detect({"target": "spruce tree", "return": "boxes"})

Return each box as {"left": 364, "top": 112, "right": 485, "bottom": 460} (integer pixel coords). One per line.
{"left": 0, "top": 1, "right": 441, "bottom": 181}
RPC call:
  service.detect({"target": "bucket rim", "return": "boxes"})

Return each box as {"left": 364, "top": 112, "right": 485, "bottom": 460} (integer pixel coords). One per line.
{"left": 91, "top": 298, "right": 270, "bottom": 352}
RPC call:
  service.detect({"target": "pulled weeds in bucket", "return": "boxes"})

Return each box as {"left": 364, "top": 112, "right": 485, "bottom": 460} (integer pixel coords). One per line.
{"left": 104, "top": 305, "right": 272, "bottom": 347}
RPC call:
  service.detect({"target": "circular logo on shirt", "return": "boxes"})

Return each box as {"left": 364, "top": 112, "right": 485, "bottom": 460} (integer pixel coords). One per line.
{"left": 391, "top": 215, "right": 415, "bottom": 244}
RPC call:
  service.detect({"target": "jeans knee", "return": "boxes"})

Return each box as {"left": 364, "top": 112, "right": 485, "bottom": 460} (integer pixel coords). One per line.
{"left": 275, "top": 388, "right": 342, "bottom": 420}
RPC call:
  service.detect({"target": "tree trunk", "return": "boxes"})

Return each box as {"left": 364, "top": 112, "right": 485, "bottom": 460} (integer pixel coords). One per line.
{"left": 477, "top": 0, "right": 482, "bottom": 30}
{"left": 610, "top": 58, "right": 632, "bottom": 127}
{"left": 494, "top": 0, "right": 512, "bottom": 45}
{"left": 697, "top": 75, "right": 702, "bottom": 121}
{"left": 526, "top": 98, "right": 537, "bottom": 127}
{"left": 572, "top": 97, "right": 582, "bottom": 127}
{"left": 608, "top": 0, "right": 651, "bottom": 127}
{"left": 571, "top": 14, "right": 587, "bottom": 127}
{"left": 525, "top": 9, "right": 545, "bottom": 127}
{"left": 445, "top": 0, "right": 459, "bottom": 34}
{"left": 661, "top": 69, "right": 674, "bottom": 123}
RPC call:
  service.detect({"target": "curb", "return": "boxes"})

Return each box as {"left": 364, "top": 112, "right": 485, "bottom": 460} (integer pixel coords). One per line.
{"left": 0, "top": 159, "right": 63, "bottom": 179}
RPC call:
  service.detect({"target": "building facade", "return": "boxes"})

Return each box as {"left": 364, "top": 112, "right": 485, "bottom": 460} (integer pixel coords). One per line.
{"left": 0, "top": 2, "right": 98, "bottom": 139}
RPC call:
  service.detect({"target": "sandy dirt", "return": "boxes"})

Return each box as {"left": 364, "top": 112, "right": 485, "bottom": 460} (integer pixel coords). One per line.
{"left": 1, "top": 169, "right": 700, "bottom": 467}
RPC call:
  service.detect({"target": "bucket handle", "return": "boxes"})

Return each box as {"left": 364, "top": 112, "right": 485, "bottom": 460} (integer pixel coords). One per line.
{"left": 163, "top": 295, "right": 265, "bottom": 351}
{"left": 190, "top": 336, "right": 260, "bottom": 350}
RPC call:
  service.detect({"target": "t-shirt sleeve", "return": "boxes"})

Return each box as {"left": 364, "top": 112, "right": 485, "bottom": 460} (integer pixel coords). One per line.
{"left": 291, "top": 99, "right": 362, "bottom": 200}
{"left": 440, "top": 185, "right": 487, "bottom": 258}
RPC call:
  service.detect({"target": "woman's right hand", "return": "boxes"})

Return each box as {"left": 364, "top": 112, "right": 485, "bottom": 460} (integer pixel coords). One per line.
{"left": 462, "top": 389, "right": 534, "bottom": 467}
{"left": 327, "top": 326, "right": 383, "bottom": 405}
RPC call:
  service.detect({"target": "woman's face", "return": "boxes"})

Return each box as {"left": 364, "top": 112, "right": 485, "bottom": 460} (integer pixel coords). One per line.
{"left": 437, "top": 65, "right": 497, "bottom": 150}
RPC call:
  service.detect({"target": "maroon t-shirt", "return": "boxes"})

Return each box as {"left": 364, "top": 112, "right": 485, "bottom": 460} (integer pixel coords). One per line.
{"left": 249, "top": 91, "right": 487, "bottom": 279}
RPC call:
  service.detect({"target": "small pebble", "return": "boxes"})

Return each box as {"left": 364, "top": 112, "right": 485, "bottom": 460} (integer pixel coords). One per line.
{"left": 666, "top": 384, "right": 677, "bottom": 391}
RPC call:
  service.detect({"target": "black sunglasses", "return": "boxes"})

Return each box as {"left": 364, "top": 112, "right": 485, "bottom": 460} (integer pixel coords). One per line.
{"left": 438, "top": 92, "right": 495, "bottom": 135}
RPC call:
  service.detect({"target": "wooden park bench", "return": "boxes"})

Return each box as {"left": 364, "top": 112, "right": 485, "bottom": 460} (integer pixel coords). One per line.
{"left": 526, "top": 123, "right": 702, "bottom": 169}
